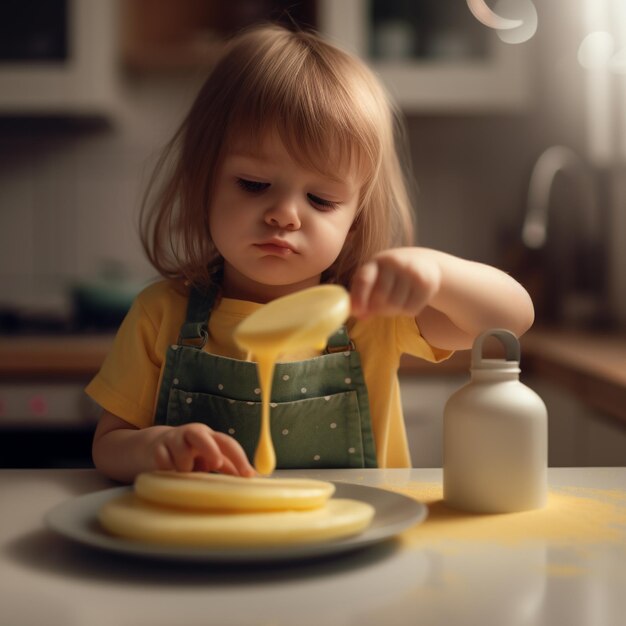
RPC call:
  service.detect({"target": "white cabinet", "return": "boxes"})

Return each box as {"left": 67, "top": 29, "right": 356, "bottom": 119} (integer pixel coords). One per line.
{"left": 525, "top": 377, "right": 626, "bottom": 467}
{"left": 0, "top": 0, "right": 118, "bottom": 116}
{"left": 400, "top": 374, "right": 466, "bottom": 467}
{"left": 318, "top": 0, "right": 531, "bottom": 113}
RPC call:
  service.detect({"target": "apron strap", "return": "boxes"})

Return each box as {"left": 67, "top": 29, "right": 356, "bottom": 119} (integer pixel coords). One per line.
{"left": 325, "top": 325, "right": 355, "bottom": 353}
{"left": 177, "top": 283, "right": 219, "bottom": 348}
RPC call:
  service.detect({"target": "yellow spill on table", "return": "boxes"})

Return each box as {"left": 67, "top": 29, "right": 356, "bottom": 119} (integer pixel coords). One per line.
{"left": 233, "top": 285, "right": 350, "bottom": 475}
{"left": 544, "top": 563, "right": 586, "bottom": 577}
{"left": 384, "top": 481, "right": 626, "bottom": 547}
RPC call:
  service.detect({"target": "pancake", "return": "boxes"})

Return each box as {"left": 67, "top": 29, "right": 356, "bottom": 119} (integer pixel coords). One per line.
{"left": 134, "top": 471, "right": 336, "bottom": 511}
{"left": 98, "top": 492, "right": 375, "bottom": 547}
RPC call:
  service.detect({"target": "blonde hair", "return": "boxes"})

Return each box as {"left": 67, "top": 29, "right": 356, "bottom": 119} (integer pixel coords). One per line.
{"left": 140, "top": 24, "right": 415, "bottom": 290}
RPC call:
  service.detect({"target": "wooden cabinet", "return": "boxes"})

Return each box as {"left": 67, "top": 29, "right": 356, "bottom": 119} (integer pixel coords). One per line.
{"left": 120, "top": 0, "right": 316, "bottom": 70}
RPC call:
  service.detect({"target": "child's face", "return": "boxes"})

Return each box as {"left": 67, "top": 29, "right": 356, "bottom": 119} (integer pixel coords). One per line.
{"left": 209, "top": 130, "right": 361, "bottom": 302}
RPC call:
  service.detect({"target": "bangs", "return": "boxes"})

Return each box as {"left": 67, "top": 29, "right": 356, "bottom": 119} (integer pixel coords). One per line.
{"left": 238, "top": 120, "right": 370, "bottom": 187}
{"left": 222, "top": 27, "right": 384, "bottom": 192}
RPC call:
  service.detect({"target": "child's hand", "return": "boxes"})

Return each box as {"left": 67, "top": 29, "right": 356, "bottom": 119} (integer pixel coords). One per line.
{"left": 350, "top": 248, "right": 441, "bottom": 319}
{"left": 151, "top": 423, "right": 256, "bottom": 477}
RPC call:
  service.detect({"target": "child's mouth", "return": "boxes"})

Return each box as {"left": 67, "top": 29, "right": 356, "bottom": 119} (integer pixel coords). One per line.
{"left": 255, "top": 242, "right": 295, "bottom": 256}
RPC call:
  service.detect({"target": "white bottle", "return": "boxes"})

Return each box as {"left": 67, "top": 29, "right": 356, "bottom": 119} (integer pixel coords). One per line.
{"left": 443, "top": 329, "right": 548, "bottom": 513}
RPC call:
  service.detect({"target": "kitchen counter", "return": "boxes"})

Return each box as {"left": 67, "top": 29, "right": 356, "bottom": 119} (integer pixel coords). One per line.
{"left": 1, "top": 468, "right": 625, "bottom": 626}
{"left": 521, "top": 329, "right": 626, "bottom": 424}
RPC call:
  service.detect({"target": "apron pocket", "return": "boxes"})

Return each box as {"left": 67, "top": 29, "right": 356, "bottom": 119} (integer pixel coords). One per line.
{"left": 167, "top": 388, "right": 367, "bottom": 469}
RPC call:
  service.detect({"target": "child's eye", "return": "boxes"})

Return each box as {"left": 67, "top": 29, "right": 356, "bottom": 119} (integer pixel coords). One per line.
{"left": 237, "top": 178, "right": 270, "bottom": 193}
{"left": 308, "top": 193, "right": 339, "bottom": 211}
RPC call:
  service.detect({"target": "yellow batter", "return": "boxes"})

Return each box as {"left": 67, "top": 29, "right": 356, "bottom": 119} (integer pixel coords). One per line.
{"left": 233, "top": 285, "right": 351, "bottom": 475}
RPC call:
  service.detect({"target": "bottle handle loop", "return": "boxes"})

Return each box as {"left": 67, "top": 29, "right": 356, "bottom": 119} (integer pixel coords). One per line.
{"left": 471, "top": 328, "right": 520, "bottom": 368}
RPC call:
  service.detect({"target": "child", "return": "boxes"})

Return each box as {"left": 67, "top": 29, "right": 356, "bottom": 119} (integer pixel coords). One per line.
{"left": 89, "top": 24, "right": 534, "bottom": 483}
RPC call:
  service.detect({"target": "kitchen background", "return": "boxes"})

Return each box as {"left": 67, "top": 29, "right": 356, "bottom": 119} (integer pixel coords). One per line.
{"left": 1, "top": 0, "right": 625, "bottom": 468}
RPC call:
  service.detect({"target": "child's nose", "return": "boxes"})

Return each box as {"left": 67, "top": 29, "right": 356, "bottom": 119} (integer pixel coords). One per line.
{"left": 264, "top": 198, "right": 301, "bottom": 230}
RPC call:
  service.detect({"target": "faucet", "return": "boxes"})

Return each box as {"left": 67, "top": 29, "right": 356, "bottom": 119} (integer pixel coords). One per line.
{"left": 521, "top": 145, "right": 603, "bottom": 325}
{"left": 522, "top": 146, "right": 599, "bottom": 249}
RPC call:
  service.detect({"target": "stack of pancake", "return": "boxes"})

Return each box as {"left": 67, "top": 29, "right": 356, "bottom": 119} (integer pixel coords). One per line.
{"left": 98, "top": 471, "right": 374, "bottom": 547}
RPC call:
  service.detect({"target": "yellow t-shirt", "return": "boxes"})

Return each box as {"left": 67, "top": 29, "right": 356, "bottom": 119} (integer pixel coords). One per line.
{"left": 86, "top": 280, "right": 452, "bottom": 468}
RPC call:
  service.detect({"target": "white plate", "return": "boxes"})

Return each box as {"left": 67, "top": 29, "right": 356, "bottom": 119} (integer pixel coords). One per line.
{"left": 45, "top": 481, "right": 427, "bottom": 563}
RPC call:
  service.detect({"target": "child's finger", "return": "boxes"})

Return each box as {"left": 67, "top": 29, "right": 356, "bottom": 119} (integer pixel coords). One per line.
{"left": 209, "top": 455, "right": 241, "bottom": 476}
{"left": 182, "top": 425, "right": 225, "bottom": 472}
{"left": 192, "top": 454, "right": 238, "bottom": 475}
{"left": 166, "top": 432, "right": 198, "bottom": 472}
{"left": 350, "top": 261, "right": 378, "bottom": 317}
{"left": 404, "top": 286, "right": 433, "bottom": 317}
{"left": 213, "top": 431, "right": 257, "bottom": 477}
{"left": 154, "top": 442, "right": 176, "bottom": 471}
{"left": 385, "top": 271, "right": 412, "bottom": 313}
{"left": 367, "top": 262, "right": 397, "bottom": 313}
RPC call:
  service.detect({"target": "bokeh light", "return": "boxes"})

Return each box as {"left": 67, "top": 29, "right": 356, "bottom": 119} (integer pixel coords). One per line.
{"left": 494, "top": 0, "right": 538, "bottom": 44}
{"left": 578, "top": 31, "right": 615, "bottom": 69}
{"left": 466, "top": 0, "right": 522, "bottom": 30}
{"left": 609, "top": 46, "right": 626, "bottom": 73}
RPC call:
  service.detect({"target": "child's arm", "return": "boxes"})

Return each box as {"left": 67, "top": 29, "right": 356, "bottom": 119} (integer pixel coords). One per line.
{"left": 92, "top": 411, "right": 256, "bottom": 483}
{"left": 349, "top": 247, "right": 534, "bottom": 351}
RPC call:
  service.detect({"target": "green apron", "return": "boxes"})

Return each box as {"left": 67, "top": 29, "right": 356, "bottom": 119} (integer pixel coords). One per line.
{"left": 154, "top": 285, "right": 377, "bottom": 469}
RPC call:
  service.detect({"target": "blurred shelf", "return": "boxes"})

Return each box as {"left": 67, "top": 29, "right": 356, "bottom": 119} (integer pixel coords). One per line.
{"left": 0, "top": 335, "right": 113, "bottom": 381}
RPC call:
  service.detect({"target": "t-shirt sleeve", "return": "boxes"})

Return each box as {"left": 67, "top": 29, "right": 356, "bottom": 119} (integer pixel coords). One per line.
{"left": 85, "top": 296, "right": 162, "bottom": 429}
{"left": 396, "top": 315, "right": 454, "bottom": 363}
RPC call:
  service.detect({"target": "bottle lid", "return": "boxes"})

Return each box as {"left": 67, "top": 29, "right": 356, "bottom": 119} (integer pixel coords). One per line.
{"left": 471, "top": 328, "right": 521, "bottom": 371}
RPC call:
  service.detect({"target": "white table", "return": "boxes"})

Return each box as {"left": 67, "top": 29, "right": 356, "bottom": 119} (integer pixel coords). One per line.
{"left": 1, "top": 468, "right": 625, "bottom": 626}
